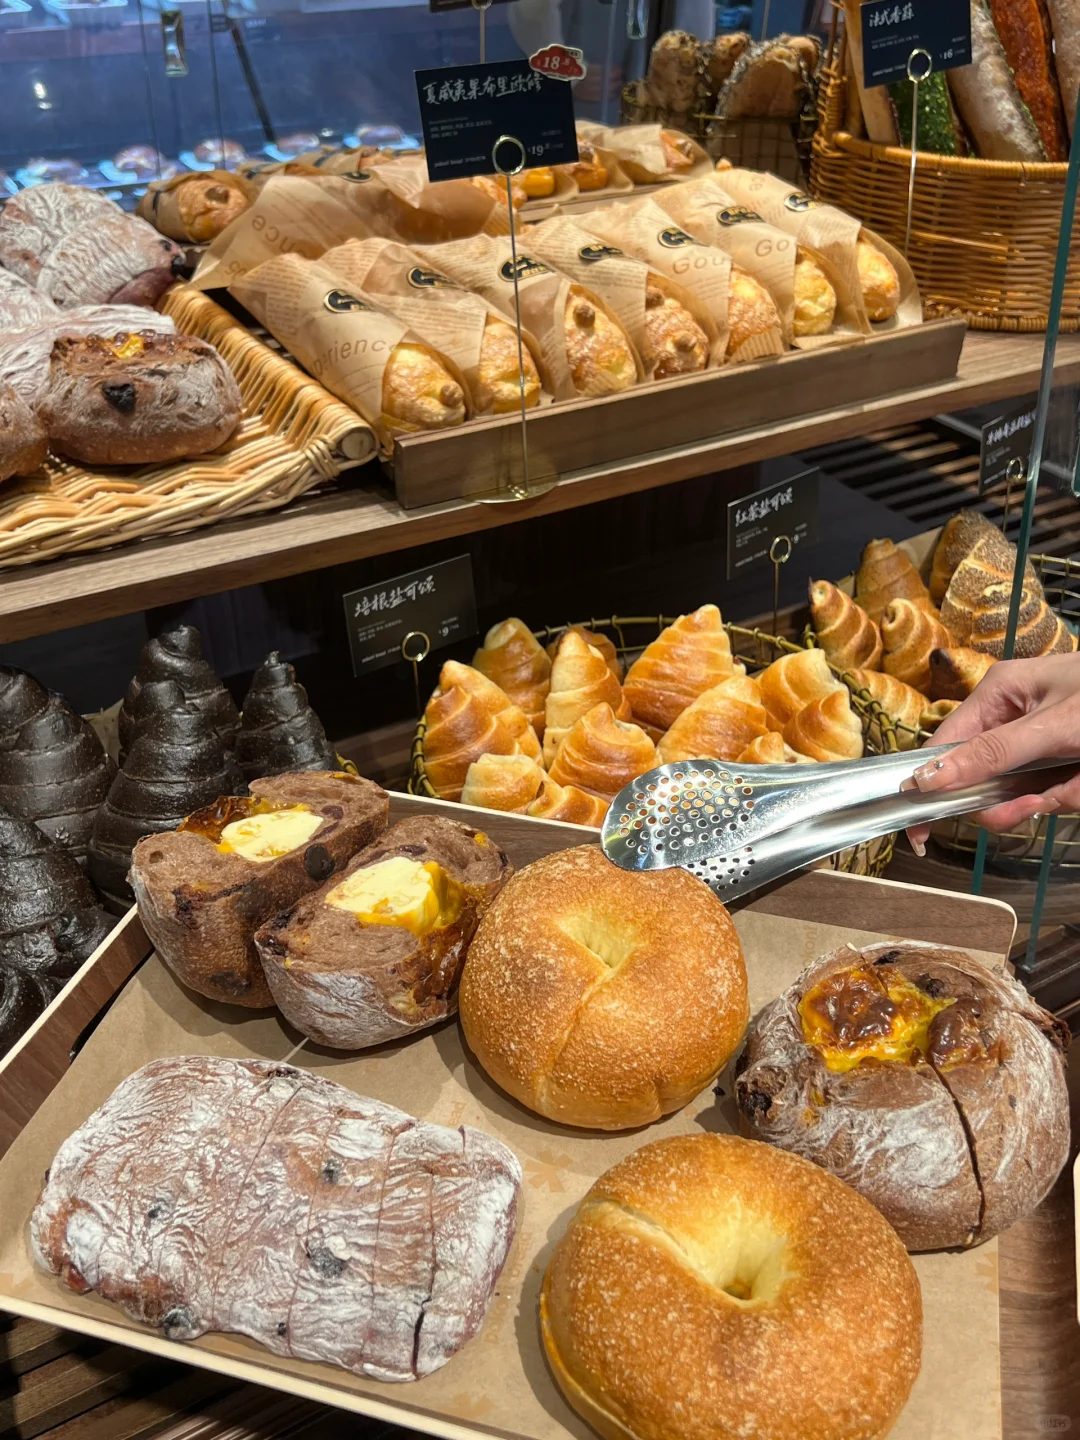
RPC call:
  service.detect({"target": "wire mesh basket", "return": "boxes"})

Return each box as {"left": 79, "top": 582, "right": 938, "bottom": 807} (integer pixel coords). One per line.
{"left": 409, "top": 616, "right": 898, "bottom": 879}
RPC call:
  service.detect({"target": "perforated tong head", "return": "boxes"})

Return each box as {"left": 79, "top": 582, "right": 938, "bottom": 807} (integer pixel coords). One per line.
{"left": 600, "top": 746, "right": 1080, "bottom": 901}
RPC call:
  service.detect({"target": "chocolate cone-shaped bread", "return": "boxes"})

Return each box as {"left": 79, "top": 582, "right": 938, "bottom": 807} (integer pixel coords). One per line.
{"left": 90, "top": 700, "right": 245, "bottom": 911}
{"left": 0, "top": 665, "right": 50, "bottom": 750}
{"left": 236, "top": 651, "right": 336, "bottom": 783}
{"left": 0, "top": 694, "right": 115, "bottom": 867}
{"left": 0, "top": 806, "right": 114, "bottom": 1054}
{"left": 119, "top": 625, "right": 239, "bottom": 764}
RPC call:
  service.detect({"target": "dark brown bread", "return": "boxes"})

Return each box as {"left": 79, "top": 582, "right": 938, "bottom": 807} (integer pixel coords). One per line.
{"left": 119, "top": 626, "right": 238, "bottom": 764}
{"left": 0, "top": 666, "right": 50, "bottom": 749}
{"left": 256, "top": 814, "right": 512, "bottom": 1049}
{"left": 0, "top": 380, "right": 47, "bottom": 483}
{"left": 131, "top": 771, "right": 389, "bottom": 1007}
{"left": 32, "top": 1055, "right": 521, "bottom": 1380}
{"left": 236, "top": 651, "right": 335, "bottom": 784}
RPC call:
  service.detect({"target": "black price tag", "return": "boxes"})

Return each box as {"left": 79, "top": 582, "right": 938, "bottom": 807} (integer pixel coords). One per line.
{"left": 428, "top": 0, "right": 517, "bottom": 10}
{"left": 415, "top": 59, "right": 579, "bottom": 182}
{"left": 726, "top": 471, "right": 819, "bottom": 580}
{"left": 979, "top": 400, "right": 1036, "bottom": 495}
{"left": 342, "top": 555, "right": 477, "bottom": 678}
{"left": 859, "top": 0, "right": 971, "bottom": 88}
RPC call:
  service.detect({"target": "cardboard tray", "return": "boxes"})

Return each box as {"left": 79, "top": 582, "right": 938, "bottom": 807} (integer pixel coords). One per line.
{"left": 0, "top": 795, "right": 1015, "bottom": 1440}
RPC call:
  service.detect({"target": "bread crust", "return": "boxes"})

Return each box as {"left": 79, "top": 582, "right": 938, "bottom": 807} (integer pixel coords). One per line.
{"left": 0, "top": 380, "right": 47, "bottom": 483}
{"left": 130, "top": 772, "right": 389, "bottom": 1007}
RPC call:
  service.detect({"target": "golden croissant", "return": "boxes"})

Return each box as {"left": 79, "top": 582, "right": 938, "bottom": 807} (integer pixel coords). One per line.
{"left": 969, "top": 583, "right": 1076, "bottom": 659}
{"left": 623, "top": 604, "right": 740, "bottom": 739}
{"left": 783, "top": 688, "right": 863, "bottom": 762}
{"left": 809, "top": 580, "right": 882, "bottom": 671}
{"left": 928, "top": 646, "right": 997, "bottom": 701}
{"left": 549, "top": 702, "right": 656, "bottom": 799}
{"left": 437, "top": 661, "right": 542, "bottom": 763}
{"left": 544, "top": 631, "right": 631, "bottom": 766}
{"left": 526, "top": 775, "right": 609, "bottom": 827}
{"left": 656, "top": 675, "right": 768, "bottom": 764}
{"left": 757, "top": 647, "right": 843, "bottom": 731}
{"left": 472, "top": 617, "right": 551, "bottom": 737}
{"left": 855, "top": 538, "right": 933, "bottom": 625}
{"left": 737, "top": 732, "right": 806, "bottom": 764}
{"left": 423, "top": 689, "right": 527, "bottom": 801}
{"left": 546, "top": 626, "right": 623, "bottom": 681}
{"left": 880, "top": 599, "right": 953, "bottom": 695}
{"left": 460, "top": 753, "right": 546, "bottom": 813}
{"left": 848, "top": 668, "right": 927, "bottom": 751}
{"left": 929, "top": 510, "right": 1000, "bottom": 605}
{"left": 940, "top": 533, "right": 1039, "bottom": 644}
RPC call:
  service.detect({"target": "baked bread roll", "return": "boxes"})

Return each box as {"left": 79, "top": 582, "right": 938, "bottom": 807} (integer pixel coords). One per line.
{"left": 381, "top": 340, "right": 466, "bottom": 436}
{"left": 881, "top": 598, "right": 954, "bottom": 694}
{"left": 643, "top": 278, "right": 710, "bottom": 377}
{"left": 440, "top": 661, "right": 542, "bottom": 760}
{"left": 119, "top": 624, "right": 238, "bottom": 764}
{"left": 562, "top": 142, "right": 608, "bottom": 191}
{"left": 526, "top": 776, "right": 609, "bottom": 827}
{"left": 564, "top": 286, "right": 638, "bottom": 396}
{"left": 476, "top": 315, "right": 542, "bottom": 414}
{"left": 727, "top": 265, "right": 784, "bottom": 359}
{"left": 702, "top": 31, "right": 750, "bottom": 94}
{"left": 941, "top": 532, "right": 1040, "bottom": 643}
{"left": 656, "top": 675, "right": 768, "bottom": 764}
{"left": 969, "top": 582, "right": 1077, "bottom": 658}
{"left": 542, "top": 1134, "right": 921, "bottom": 1440}
{"left": 546, "top": 626, "right": 622, "bottom": 681}
{"left": 41, "top": 331, "right": 241, "bottom": 466}
{"left": 422, "top": 662, "right": 541, "bottom": 801}
{"left": 235, "top": 651, "right": 335, "bottom": 784}
{"left": 544, "top": 632, "right": 631, "bottom": 766}
{"left": 0, "top": 380, "right": 46, "bottom": 483}
{"left": 928, "top": 645, "right": 997, "bottom": 700}
{"left": 0, "top": 665, "right": 49, "bottom": 748}
{"left": 757, "top": 647, "right": 843, "bottom": 731}
{"left": 783, "top": 687, "right": 863, "bottom": 761}
{"left": 461, "top": 753, "right": 546, "bottom": 813}
{"left": 855, "top": 537, "right": 934, "bottom": 625}
{"left": 130, "top": 771, "right": 388, "bottom": 1006}
{"left": 623, "top": 605, "right": 739, "bottom": 739}
{"left": 548, "top": 703, "right": 656, "bottom": 800}
{"left": 809, "top": 579, "right": 882, "bottom": 670}
{"left": 460, "top": 845, "right": 748, "bottom": 1128}
{"left": 136, "top": 171, "right": 255, "bottom": 242}
{"left": 848, "top": 668, "right": 927, "bottom": 750}
{"left": 792, "top": 249, "right": 837, "bottom": 336}
{"left": 737, "top": 731, "right": 806, "bottom": 764}
{"left": 33, "top": 1055, "right": 520, "bottom": 1380}
{"left": 736, "top": 940, "right": 1070, "bottom": 1250}
{"left": 256, "top": 814, "right": 512, "bottom": 1049}
{"left": 857, "top": 237, "right": 901, "bottom": 321}
{"left": 646, "top": 31, "right": 702, "bottom": 114}
{"left": 930, "top": 509, "right": 1000, "bottom": 603}
{"left": 619, "top": 129, "right": 700, "bottom": 184}
{"left": 921, "top": 698, "right": 961, "bottom": 731}
{"left": 472, "top": 618, "right": 550, "bottom": 735}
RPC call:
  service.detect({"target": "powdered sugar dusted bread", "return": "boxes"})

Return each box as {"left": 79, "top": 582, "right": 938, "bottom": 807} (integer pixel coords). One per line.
{"left": 31, "top": 1055, "right": 521, "bottom": 1381}
{"left": 0, "top": 268, "right": 59, "bottom": 332}
{"left": 735, "top": 940, "right": 1070, "bottom": 1250}
{"left": 0, "top": 308, "right": 177, "bottom": 410}
{"left": 256, "top": 814, "right": 513, "bottom": 1049}
{"left": 130, "top": 771, "right": 389, "bottom": 1007}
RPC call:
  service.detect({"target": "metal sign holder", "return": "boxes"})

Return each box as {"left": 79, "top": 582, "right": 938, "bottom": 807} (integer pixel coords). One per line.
{"left": 903, "top": 47, "right": 932, "bottom": 258}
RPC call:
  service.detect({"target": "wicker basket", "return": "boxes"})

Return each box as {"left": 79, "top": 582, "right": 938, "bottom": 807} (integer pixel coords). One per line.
{"left": 409, "top": 616, "right": 898, "bottom": 880}
{"left": 810, "top": 37, "right": 1080, "bottom": 332}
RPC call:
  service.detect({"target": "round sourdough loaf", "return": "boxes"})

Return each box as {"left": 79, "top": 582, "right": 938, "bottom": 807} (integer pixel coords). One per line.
{"left": 0, "top": 380, "right": 47, "bottom": 483}
{"left": 541, "top": 1133, "right": 922, "bottom": 1440}
{"left": 458, "top": 845, "right": 748, "bottom": 1129}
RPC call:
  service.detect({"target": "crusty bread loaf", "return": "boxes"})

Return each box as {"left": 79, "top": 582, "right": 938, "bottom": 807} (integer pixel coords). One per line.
{"left": 1048, "top": 0, "right": 1080, "bottom": 137}
{"left": 472, "top": 618, "right": 551, "bottom": 736}
{"left": 940, "top": 531, "right": 1039, "bottom": 643}
{"left": 656, "top": 675, "right": 768, "bottom": 763}
{"left": 130, "top": 772, "right": 389, "bottom": 1007}
{"left": 623, "top": 605, "right": 739, "bottom": 738}
{"left": 757, "top": 647, "right": 843, "bottom": 731}
{"left": 544, "top": 632, "right": 630, "bottom": 765}
{"left": 969, "top": 582, "right": 1077, "bottom": 658}
{"left": 809, "top": 580, "right": 882, "bottom": 670}
{"left": 461, "top": 753, "right": 546, "bottom": 813}
{"left": 32, "top": 1055, "right": 520, "bottom": 1380}
{"left": 541, "top": 1134, "right": 921, "bottom": 1440}
{"left": 990, "top": 0, "right": 1068, "bottom": 159}
{"left": 0, "top": 380, "right": 47, "bottom": 483}
{"left": 881, "top": 598, "right": 953, "bottom": 694}
{"left": 855, "top": 537, "right": 933, "bottom": 625}
{"left": 848, "top": 668, "right": 928, "bottom": 750}
{"left": 548, "top": 703, "right": 656, "bottom": 800}
{"left": 949, "top": 0, "right": 1046, "bottom": 160}
{"left": 646, "top": 31, "right": 702, "bottom": 114}
{"left": 459, "top": 845, "right": 748, "bottom": 1128}
{"left": 928, "top": 646, "right": 997, "bottom": 700}
{"left": 929, "top": 509, "right": 1000, "bottom": 604}
{"left": 256, "top": 814, "right": 512, "bottom": 1048}
{"left": 783, "top": 687, "right": 863, "bottom": 761}
{"left": 526, "top": 776, "right": 609, "bottom": 827}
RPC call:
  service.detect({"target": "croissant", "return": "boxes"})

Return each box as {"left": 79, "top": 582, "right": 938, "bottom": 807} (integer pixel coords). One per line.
{"left": 549, "top": 702, "right": 656, "bottom": 800}
{"left": 656, "top": 676, "right": 768, "bottom": 764}
{"left": 422, "top": 664, "right": 541, "bottom": 801}
{"left": 880, "top": 599, "right": 953, "bottom": 694}
{"left": 623, "top": 605, "right": 740, "bottom": 739}
{"left": 847, "top": 668, "right": 927, "bottom": 750}
{"left": 472, "top": 618, "right": 551, "bottom": 736}
{"left": 809, "top": 580, "right": 882, "bottom": 671}
{"left": 941, "top": 534, "right": 1041, "bottom": 645}
{"left": 921, "top": 700, "right": 961, "bottom": 732}
{"left": 437, "top": 661, "right": 542, "bottom": 763}
{"left": 119, "top": 625, "right": 239, "bottom": 765}
{"left": 736, "top": 732, "right": 807, "bottom": 764}
{"left": 757, "top": 648, "right": 843, "bottom": 731}
{"left": 460, "top": 753, "right": 546, "bottom": 813}
{"left": 969, "top": 584, "right": 1077, "bottom": 659}
{"left": 928, "top": 646, "right": 997, "bottom": 701}
{"left": 929, "top": 510, "right": 1000, "bottom": 604}
{"left": 546, "top": 627, "right": 623, "bottom": 681}
{"left": 783, "top": 688, "right": 863, "bottom": 762}
{"left": 855, "top": 538, "right": 933, "bottom": 625}
{"left": 526, "top": 776, "right": 609, "bottom": 828}
{"left": 0, "top": 666, "right": 49, "bottom": 749}
{"left": 544, "top": 632, "right": 630, "bottom": 765}
{"left": 235, "top": 651, "right": 335, "bottom": 784}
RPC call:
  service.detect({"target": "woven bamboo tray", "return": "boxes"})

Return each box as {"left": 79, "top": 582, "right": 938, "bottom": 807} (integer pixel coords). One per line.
{"left": 810, "top": 35, "right": 1080, "bottom": 332}
{"left": 409, "top": 616, "right": 897, "bottom": 879}
{"left": 0, "top": 285, "right": 376, "bottom": 572}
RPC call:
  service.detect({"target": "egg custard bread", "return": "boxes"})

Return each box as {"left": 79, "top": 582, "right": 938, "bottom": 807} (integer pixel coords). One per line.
{"left": 256, "top": 815, "right": 511, "bottom": 1049}
{"left": 623, "top": 604, "right": 741, "bottom": 739}
{"left": 130, "top": 772, "right": 389, "bottom": 1007}
{"left": 459, "top": 845, "right": 748, "bottom": 1128}
{"left": 809, "top": 579, "right": 882, "bottom": 670}
{"left": 32, "top": 1055, "right": 521, "bottom": 1381}
{"left": 544, "top": 632, "right": 631, "bottom": 766}
{"left": 881, "top": 597, "right": 953, "bottom": 694}
{"left": 855, "top": 537, "right": 934, "bottom": 625}
{"left": 475, "top": 315, "right": 542, "bottom": 414}
{"left": 541, "top": 1134, "right": 921, "bottom": 1440}
{"left": 792, "top": 248, "right": 837, "bottom": 336}
{"left": 472, "top": 618, "right": 551, "bottom": 735}
{"left": 548, "top": 702, "right": 656, "bottom": 800}
{"left": 736, "top": 940, "right": 1070, "bottom": 1250}
{"left": 726, "top": 265, "right": 783, "bottom": 359}
{"left": 137, "top": 170, "right": 256, "bottom": 243}
{"left": 642, "top": 277, "right": 710, "bottom": 378}
{"left": 381, "top": 339, "right": 466, "bottom": 436}
{"left": 562, "top": 141, "right": 608, "bottom": 191}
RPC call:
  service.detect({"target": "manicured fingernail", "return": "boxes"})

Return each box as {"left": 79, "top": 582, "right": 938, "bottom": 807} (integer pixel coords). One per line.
{"left": 913, "top": 757, "right": 948, "bottom": 791}
{"left": 911, "top": 838, "right": 926, "bottom": 858}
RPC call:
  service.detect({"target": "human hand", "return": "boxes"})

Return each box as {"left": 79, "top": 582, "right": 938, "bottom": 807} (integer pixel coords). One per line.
{"left": 906, "top": 652, "right": 1080, "bottom": 854}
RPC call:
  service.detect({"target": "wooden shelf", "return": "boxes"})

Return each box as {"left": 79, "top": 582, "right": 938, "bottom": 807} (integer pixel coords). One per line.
{"left": 1, "top": 329, "right": 1077, "bottom": 643}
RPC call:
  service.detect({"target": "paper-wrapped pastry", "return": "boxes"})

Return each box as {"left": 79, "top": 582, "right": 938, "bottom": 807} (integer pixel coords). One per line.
{"left": 600, "top": 125, "right": 711, "bottom": 185}
{"left": 560, "top": 141, "right": 609, "bottom": 192}
{"left": 230, "top": 253, "right": 467, "bottom": 454}
{"left": 137, "top": 171, "right": 256, "bottom": 243}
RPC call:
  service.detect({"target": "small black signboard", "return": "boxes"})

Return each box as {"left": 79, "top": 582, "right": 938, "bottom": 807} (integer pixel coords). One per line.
{"left": 726, "top": 471, "right": 820, "bottom": 580}
{"left": 859, "top": 0, "right": 972, "bottom": 88}
{"left": 979, "top": 400, "right": 1036, "bottom": 495}
{"left": 415, "top": 58, "right": 578, "bottom": 182}
{"left": 343, "top": 555, "right": 477, "bottom": 678}
{"left": 428, "top": 0, "right": 516, "bottom": 10}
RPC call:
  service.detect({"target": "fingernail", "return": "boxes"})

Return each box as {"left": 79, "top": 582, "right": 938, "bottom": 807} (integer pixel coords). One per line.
{"left": 913, "top": 757, "right": 948, "bottom": 792}
{"left": 911, "top": 838, "right": 926, "bottom": 858}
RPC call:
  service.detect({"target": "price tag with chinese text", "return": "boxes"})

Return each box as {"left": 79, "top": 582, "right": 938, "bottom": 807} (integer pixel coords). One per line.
{"left": 342, "top": 554, "right": 477, "bottom": 677}
{"left": 529, "top": 44, "right": 586, "bottom": 81}
{"left": 979, "top": 400, "right": 1036, "bottom": 495}
{"left": 859, "top": 0, "right": 971, "bottom": 88}
{"left": 726, "top": 471, "right": 820, "bottom": 580}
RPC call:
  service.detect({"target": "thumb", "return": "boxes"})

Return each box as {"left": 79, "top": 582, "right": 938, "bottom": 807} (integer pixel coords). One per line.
{"left": 910, "top": 703, "right": 1075, "bottom": 794}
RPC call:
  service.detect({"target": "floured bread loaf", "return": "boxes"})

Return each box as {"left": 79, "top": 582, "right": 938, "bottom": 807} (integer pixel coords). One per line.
{"left": 0, "top": 381, "right": 46, "bottom": 483}
{"left": 32, "top": 1055, "right": 521, "bottom": 1381}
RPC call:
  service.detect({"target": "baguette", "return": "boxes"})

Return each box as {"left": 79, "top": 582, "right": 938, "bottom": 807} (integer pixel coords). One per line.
{"left": 1047, "top": 0, "right": 1080, "bottom": 136}
{"left": 989, "top": 0, "right": 1068, "bottom": 159}
{"left": 948, "top": 1, "right": 1046, "bottom": 160}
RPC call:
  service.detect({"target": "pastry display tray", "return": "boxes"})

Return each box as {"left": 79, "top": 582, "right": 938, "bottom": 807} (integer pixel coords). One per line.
{"left": 388, "top": 317, "right": 967, "bottom": 508}
{"left": 0, "top": 794, "right": 1015, "bottom": 1440}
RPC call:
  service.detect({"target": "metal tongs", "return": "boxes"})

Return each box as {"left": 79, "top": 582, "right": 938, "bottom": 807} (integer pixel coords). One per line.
{"left": 600, "top": 745, "right": 1080, "bottom": 900}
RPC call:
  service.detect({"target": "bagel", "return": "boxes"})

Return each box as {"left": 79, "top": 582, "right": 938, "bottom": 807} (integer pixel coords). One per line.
{"left": 542, "top": 1134, "right": 922, "bottom": 1440}
{"left": 458, "top": 845, "right": 747, "bottom": 1129}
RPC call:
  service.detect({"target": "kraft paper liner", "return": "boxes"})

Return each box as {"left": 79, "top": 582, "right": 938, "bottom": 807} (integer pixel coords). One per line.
{"left": 589, "top": 123, "right": 712, "bottom": 185}
{"left": 560, "top": 136, "right": 635, "bottom": 200}
{"left": 571, "top": 198, "right": 732, "bottom": 366}
{"left": 315, "top": 237, "right": 554, "bottom": 412}
{"left": 0, "top": 862, "right": 1003, "bottom": 1440}
{"left": 136, "top": 169, "right": 258, "bottom": 241}
{"left": 229, "top": 252, "right": 470, "bottom": 459}
{"left": 414, "top": 235, "right": 645, "bottom": 402}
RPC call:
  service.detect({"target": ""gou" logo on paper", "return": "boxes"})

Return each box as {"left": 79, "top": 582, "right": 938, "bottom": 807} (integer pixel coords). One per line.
{"left": 323, "top": 289, "right": 371, "bottom": 313}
